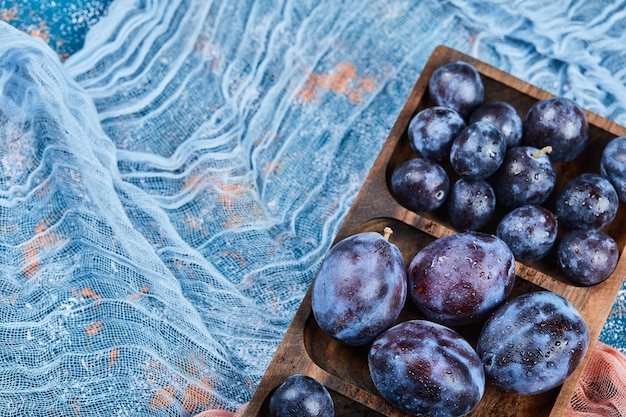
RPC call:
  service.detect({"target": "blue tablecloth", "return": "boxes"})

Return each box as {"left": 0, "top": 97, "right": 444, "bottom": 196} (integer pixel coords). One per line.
{"left": 1, "top": 1, "right": 625, "bottom": 415}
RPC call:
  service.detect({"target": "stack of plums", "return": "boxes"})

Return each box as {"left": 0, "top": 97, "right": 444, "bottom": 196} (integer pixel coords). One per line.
{"left": 395, "top": 60, "right": 623, "bottom": 288}
{"left": 268, "top": 61, "right": 624, "bottom": 417}
{"left": 303, "top": 227, "right": 589, "bottom": 417}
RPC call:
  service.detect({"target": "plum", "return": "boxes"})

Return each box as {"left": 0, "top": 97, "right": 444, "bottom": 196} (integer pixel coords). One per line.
{"left": 557, "top": 229, "right": 619, "bottom": 286}
{"left": 311, "top": 229, "right": 407, "bottom": 346}
{"left": 390, "top": 157, "right": 450, "bottom": 213}
{"left": 496, "top": 205, "right": 558, "bottom": 263}
{"left": 469, "top": 100, "right": 523, "bottom": 148}
{"left": 368, "top": 320, "right": 485, "bottom": 417}
{"left": 600, "top": 135, "right": 626, "bottom": 202}
{"left": 523, "top": 97, "right": 589, "bottom": 162}
{"left": 408, "top": 231, "right": 516, "bottom": 326}
{"left": 447, "top": 178, "right": 496, "bottom": 232}
{"left": 490, "top": 145, "right": 556, "bottom": 210}
{"left": 428, "top": 61, "right": 484, "bottom": 118}
{"left": 408, "top": 106, "right": 466, "bottom": 161}
{"left": 477, "top": 291, "right": 589, "bottom": 395}
{"left": 269, "top": 374, "right": 334, "bottom": 417}
{"left": 555, "top": 173, "right": 619, "bottom": 230}
{"left": 449, "top": 121, "right": 507, "bottom": 180}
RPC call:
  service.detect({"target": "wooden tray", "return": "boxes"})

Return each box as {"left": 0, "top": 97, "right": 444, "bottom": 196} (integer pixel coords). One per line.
{"left": 243, "top": 45, "right": 626, "bottom": 417}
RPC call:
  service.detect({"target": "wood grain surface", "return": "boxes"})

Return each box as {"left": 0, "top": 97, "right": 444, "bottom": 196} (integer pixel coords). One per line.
{"left": 243, "top": 45, "right": 626, "bottom": 417}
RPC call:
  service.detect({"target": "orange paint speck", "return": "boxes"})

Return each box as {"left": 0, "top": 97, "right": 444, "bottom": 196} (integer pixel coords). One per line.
{"left": 72, "top": 287, "right": 102, "bottom": 300}
{"left": 2, "top": 224, "right": 19, "bottom": 234}
{"left": 222, "top": 215, "right": 244, "bottom": 228}
{"left": 337, "top": 62, "right": 357, "bottom": 78}
{"left": 269, "top": 299, "right": 279, "bottom": 315}
{"left": 296, "top": 80, "right": 317, "bottom": 102}
{"left": 109, "top": 349, "right": 118, "bottom": 367}
{"left": 22, "top": 217, "right": 65, "bottom": 279}
{"left": 2, "top": 293, "right": 18, "bottom": 305}
{"left": 232, "top": 253, "right": 245, "bottom": 267}
{"left": 72, "top": 399, "right": 82, "bottom": 417}
{"left": 128, "top": 293, "right": 141, "bottom": 303}
{"left": 263, "top": 161, "right": 282, "bottom": 177}
{"left": 29, "top": 30, "right": 50, "bottom": 43}
{"left": 296, "top": 62, "right": 376, "bottom": 104}
{"left": 358, "top": 76, "right": 377, "bottom": 93}
{"left": 222, "top": 251, "right": 245, "bottom": 267}
{"left": 21, "top": 261, "right": 41, "bottom": 279}
{"left": 150, "top": 385, "right": 177, "bottom": 409}
{"left": 326, "top": 73, "right": 350, "bottom": 94}
{"left": 182, "top": 378, "right": 216, "bottom": 413}
{"left": 348, "top": 88, "right": 363, "bottom": 104}
{"left": 183, "top": 174, "right": 204, "bottom": 192}
{"left": 185, "top": 214, "right": 205, "bottom": 230}
{"left": 22, "top": 232, "right": 63, "bottom": 278}
{"left": 128, "top": 285, "right": 150, "bottom": 303}
{"left": 36, "top": 183, "right": 51, "bottom": 197}
{"left": 0, "top": 8, "right": 18, "bottom": 22}
{"left": 84, "top": 321, "right": 104, "bottom": 335}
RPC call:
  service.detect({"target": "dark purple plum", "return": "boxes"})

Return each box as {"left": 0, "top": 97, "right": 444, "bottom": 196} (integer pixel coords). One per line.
{"left": 555, "top": 173, "right": 619, "bottom": 230}
{"left": 428, "top": 61, "right": 484, "bottom": 118}
{"left": 447, "top": 178, "right": 496, "bottom": 232}
{"left": 368, "top": 320, "right": 485, "bottom": 417}
{"left": 600, "top": 136, "right": 626, "bottom": 202}
{"left": 523, "top": 97, "right": 589, "bottom": 162}
{"left": 557, "top": 229, "right": 619, "bottom": 287}
{"left": 449, "top": 121, "right": 507, "bottom": 180}
{"left": 490, "top": 145, "right": 556, "bottom": 210}
{"left": 477, "top": 291, "right": 589, "bottom": 395}
{"left": 407, "top": 106, "right": 466, "bottom": 161}
{"left": 469, "top": 100, "right": 523, "bottom": 148}
{"left": 390, "top": 158, "right": 449, "bottom": 213}
{"left": 408, "top": 231, "right": 516, "bottom": 326}
{"left": 496, "top": 205, "right": 558, "bottom": 263}
{"left": 311, "top": 230, "right": 407, "bottom": 346}
{"left": 269, "top": 374, "right": 334, "bottom": 417}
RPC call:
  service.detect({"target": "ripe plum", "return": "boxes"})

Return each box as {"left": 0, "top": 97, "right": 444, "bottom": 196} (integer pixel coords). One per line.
{"left": 601, "top": 136, "right": 626, "bottom": 202}
{"left": 490, "top": 145, "right": 556, "bottom": 210}
{"left": 311, "top": 230, "right": 407, "bottom": 346}
{"left": 269, "top": 374, "right": 334, "bottom": 417}
{"left": 447, "top": 178, "right": 496, "bottom": 232}
{"left": 408, "top": 231, "right": 516, "bottom": 326}
{"left": 477, "top": 291, "right": 589, "bottom": 395}
{"left": 390, "top": 158, "right": 450, "bottom": 213}
{"left": 557, "top": 229, "right": 619, "bottom": 286}
{"left": 555, "top": 173, "right": 619, "bottom": 230}
{"left": 469, "top": 100, "right": 523, "bottom": 148}
{"left": 368, "top": 320, "right": 485, "bottom": 417}
{"left": 408, "top": 106, "right": 466, "bottom": 161}
{"left": 496, "top": 205, "right": 558, "bottom": 263}
{"left": 449, "top": 121, "right": 507, "bottom": 180}
{"left": 523, "top": 97, "right": 588, "bottom": 162}
{"left": 428, "top": 61, "right": 484, "bottom": 118}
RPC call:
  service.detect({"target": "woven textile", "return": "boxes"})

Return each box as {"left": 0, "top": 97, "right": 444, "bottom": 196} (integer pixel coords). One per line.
{"left": 1, "top": 1, "right": 625, "bottom": 415}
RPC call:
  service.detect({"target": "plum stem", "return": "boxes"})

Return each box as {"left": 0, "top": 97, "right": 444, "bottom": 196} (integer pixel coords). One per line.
{"left": 383, "top": 227, "right": 393, "bottom": 241}
{"left": 532, "top": 145, "right": 553, "bottom": 158}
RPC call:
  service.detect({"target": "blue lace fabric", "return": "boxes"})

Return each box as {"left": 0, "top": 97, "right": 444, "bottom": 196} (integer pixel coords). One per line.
{"left": 0, "top": 1, "right": 625, "bottom": 415}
